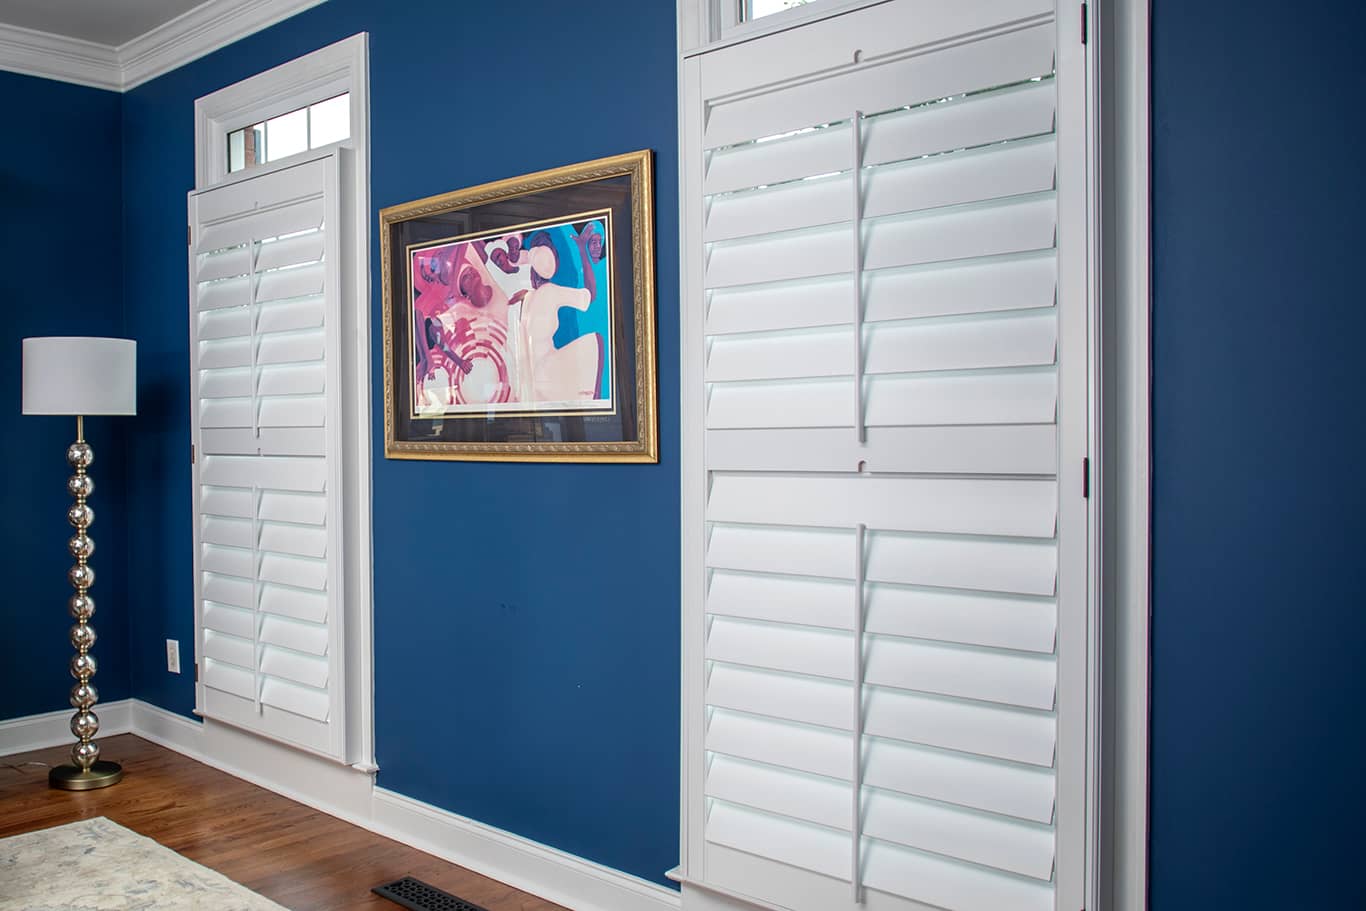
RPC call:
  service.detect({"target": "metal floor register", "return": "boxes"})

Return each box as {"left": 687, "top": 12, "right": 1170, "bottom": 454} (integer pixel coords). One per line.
{"left": 372, "top": 876, "right": 493, "bottom": 911}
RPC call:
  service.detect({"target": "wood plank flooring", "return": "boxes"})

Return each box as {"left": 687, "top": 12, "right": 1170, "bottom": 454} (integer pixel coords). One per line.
{"left": 0, "top": 734, "right": 568, "bottom": 911}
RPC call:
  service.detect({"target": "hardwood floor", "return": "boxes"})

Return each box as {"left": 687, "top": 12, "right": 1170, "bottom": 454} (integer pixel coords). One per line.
{"left": 0, "top": 734, "right": 568, "bottom": 911}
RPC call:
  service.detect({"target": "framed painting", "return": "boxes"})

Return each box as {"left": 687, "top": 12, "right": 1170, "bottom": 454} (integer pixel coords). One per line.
{"left": 380, "top": 150, "right": 657, "bottom": 462}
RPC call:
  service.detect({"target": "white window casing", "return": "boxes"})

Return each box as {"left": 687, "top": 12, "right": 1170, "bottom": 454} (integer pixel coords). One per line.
{"left": 191, "top": 34, "right": 373, "bottom": 770}
{"left": 194, "top": 34, "right": 367, "bottom": 188}
{"left": 1096, "top": 3, "right": 1152, "bottom": 910}
{"left": 676, "top": 2, "right": 1099, "bottom": 910}
{"left": 680, "top": 0, "right": 889, "bottom": 53}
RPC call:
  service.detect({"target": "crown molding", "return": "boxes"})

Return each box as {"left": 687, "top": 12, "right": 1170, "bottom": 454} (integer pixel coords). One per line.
{"left": 120, "top": 0, "right": 326, "bottom": 90}
{"left": 0, "top": 21, "right": 120, "bottom": 91}
{"left": 0, "top": 0, "right": 326, "bottom": 93}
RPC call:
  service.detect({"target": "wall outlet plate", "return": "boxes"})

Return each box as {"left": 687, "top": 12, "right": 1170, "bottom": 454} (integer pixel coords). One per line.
{"left": 166, "top": 638, "right": 181, "bottom": 674}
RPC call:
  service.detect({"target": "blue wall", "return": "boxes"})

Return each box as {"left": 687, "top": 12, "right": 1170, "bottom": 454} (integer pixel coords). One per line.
{"left": 1151, "top": 2, "right": 1366, "bottom": 907}
{"left": 11, "top": 0, "right": 1363, "bottom": 903}
{"left": 119, "top": 0, "right": 679, "bottom": 886}
{"left": 0, "top": 70, "right": 130, "bottom": 721}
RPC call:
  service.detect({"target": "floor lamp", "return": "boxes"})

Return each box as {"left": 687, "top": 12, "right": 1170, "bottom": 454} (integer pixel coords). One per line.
{"left": 22, "top": 336, "right": 137, "bottom": 791}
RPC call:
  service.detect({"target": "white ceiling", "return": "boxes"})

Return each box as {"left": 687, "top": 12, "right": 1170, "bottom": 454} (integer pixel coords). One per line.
{"left": 0, "top": 0, "right": 207, "bottom": 46}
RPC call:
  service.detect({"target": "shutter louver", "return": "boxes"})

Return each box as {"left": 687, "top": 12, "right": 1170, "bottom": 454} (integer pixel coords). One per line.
{"left": 189, "top": 154, "right": 346, "bottom": 760}
{"left": 688, "top": 2, "right": 1077, "bottom": 910}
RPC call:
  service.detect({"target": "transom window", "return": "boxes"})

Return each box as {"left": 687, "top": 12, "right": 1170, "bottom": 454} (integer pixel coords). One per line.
{"left": 227, "top": 92, "right": 350, "bottom": 174}
{"left": 744, "top": 0, "right": 817, "bottom": 21}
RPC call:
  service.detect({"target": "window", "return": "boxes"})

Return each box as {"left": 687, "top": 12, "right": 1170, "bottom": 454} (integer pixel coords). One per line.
{"left": 226, "top": 93, "right": 351, "bottom": 174}
{"left": 745, "top": 0, "right": 818, "bottom": 21}
{"left": 685, "top": 0, "right": 852, "bottom": 45}
{"left": 192, "top": 34, "right": 374, "bottom": 771}
{"left": 674, "top": 1, "right": 1098, "bottom": 910}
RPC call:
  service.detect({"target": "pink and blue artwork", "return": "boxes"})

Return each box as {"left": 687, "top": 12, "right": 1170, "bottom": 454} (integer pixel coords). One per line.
{"left": 407, "top": 211, "right": 613, "bottom": 417}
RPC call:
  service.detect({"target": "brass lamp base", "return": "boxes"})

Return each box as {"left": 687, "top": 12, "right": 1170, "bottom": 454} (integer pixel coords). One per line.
{"left": 49, "top": 760, "right": 123, "bottom": 791}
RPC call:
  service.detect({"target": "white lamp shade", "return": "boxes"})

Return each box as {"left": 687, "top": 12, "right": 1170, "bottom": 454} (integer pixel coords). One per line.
{"left": 22, "top": 337, "right": 137, "bottom": 416}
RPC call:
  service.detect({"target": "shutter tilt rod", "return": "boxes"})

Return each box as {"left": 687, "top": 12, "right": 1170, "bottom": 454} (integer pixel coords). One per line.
{"left": 251, "top": 483, "right": 263, "bottom": 713}
{"left": 851, "top": 522, "right": 867, "bottom": 904}
{"left": 850, "top": 111, "right": 867, "bottom": 446}
{"left": 249, "top": 241, "right": 263, "bottom": 711}
{"left": 249, "top": 239, "right": 261, "bottom": 446}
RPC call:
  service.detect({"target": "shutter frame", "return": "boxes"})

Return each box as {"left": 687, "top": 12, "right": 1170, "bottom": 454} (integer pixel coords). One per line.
{"left": 680, "top": 2, "right": 1094, "bottom": 909}
{"left": 188, "top": 149, "right": 348, "bottom": 763}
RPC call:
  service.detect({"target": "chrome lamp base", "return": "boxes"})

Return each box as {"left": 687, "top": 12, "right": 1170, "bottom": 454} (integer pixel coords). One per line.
{"left": 49, "top": 760, "right": 124, "bottom": 791}
{"left": 48, "top": 415, "right": 121, "bottom": 791}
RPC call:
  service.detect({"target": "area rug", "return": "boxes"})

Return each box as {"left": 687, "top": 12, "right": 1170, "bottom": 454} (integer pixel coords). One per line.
{"left": 0, "top": 817, "right": 289, "bottom": 910}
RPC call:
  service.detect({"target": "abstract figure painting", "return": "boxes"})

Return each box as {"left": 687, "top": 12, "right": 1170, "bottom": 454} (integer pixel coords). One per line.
{"left": 381, "top": 151, "right": 657, "bottom": 462}
{"left": 409, "top": 215, "right": 613, "bottom": 416}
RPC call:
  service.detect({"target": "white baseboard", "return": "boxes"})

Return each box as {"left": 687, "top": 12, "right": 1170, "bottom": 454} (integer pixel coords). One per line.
{"left": 372, "top": 787, "right": 680, "bottom": 911}
{"left": 128, "top": 701, "right": 376, "bottom": 825}
{"left": 123, "top": 700, "right": 678, "bottom": 911}
{"left": 0, "top": 699, "right": 132, "bottom": 757}
{"left": 678, "top": 883, "right": 773, "bottom": 911}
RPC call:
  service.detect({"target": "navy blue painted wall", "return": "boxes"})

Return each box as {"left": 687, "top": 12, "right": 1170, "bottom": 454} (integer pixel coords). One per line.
{"left": 1151, "top": 2, "right": 1366, "bottom": 907}
{"left": 120, "top": 0, "right": 679, "bottom": 885}
{"left": 0, "top": 70, "right": 129, "bottom": 721}
{"left": 12, "top": 0, "right": 1363, "bottom": 902}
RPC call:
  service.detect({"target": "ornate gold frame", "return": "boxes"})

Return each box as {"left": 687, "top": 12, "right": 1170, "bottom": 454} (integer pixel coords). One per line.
{"left": 380, "top": 150, "right": 657, "bottom": 463}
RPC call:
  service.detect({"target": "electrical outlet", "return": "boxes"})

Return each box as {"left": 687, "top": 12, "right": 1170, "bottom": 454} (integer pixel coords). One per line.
{"left": 166, "top": 638, "right": 181, "bottom": 674}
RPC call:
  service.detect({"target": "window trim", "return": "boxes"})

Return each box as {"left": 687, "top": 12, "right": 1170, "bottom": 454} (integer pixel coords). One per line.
{"left": 194, "top": 34, "right": 367, "bottom": 187}
{"left": 193, "top": 32, "right": 376, "bottom": 773}
{"left": 680, "top": 0, "right": 891, "bottom": 55}
{"left": 1096, "top": 3, "right": 1152, "bottom": 910}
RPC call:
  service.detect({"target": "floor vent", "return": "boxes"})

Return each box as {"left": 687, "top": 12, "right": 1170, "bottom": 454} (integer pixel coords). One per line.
{"left": 372, "top": 876, "right": 492, "bottom": 911}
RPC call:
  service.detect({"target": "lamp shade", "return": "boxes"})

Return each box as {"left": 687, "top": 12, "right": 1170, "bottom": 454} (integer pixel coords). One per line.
{"left": 22, "top": 337, "right": 137, "bottom": 416}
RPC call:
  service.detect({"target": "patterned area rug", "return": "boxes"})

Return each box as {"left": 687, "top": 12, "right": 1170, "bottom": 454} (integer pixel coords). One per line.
{"left": 0, "top": 817, "right": 288, "bottom": 910}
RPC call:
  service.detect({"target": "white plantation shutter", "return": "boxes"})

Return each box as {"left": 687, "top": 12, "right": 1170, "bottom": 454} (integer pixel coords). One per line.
{"left": 679, "top": 2, "right": 1092, "bottom": 911}
{"left": 188, "top": 152, "right": 347, "bottom": 761}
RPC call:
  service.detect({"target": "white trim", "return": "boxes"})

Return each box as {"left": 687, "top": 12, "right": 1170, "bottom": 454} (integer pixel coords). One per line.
{"left": 673, "top": 1, "right": 691, "bottom": 881}
{"left": 193, "top": 33, "right": 367, "bottom": 187}
{"left": 1052, "top": 4, "right": 1098, "bottom": 909}
{"left": 677, "top": 0, "right": 706, "bottom": 58}
{"left": 130, "top": 701, "right": 376, "bottom": 824}
{"left": 674, "top": 51, "right": 706, "bottom": 886}
{"left": 126, "top": 699, "right": 204, "bottom": 751}
{"left": 119, "top": 701, "right": 679, "bottom": 911}
{"left": 190, "top": 33, "right": 375, "bottom": 772}
{"left": 0, "top": 0, "right": 323, "bottom": 92}
{"left": 0, "top": 22, "right": 120, "bottom": 91}
{"left": 0, "top": 699, "right": 132, "bottom": 756}
{"left": 672, "top": 874, "right": 787, "bottom": 911}
{"left": 120, "top": 0, "right": 327, "bottom": 91}
{"left": 1099, "top": 2, "right": 1151, "bottom": 910}
{"left": 372, "top": 789, "right": 681, "bottom": 911}
{"left": 677, "top": 884, "right": 775, "bottom": 911}
{"left": 682, "top": 0, "right": 892, "bottom": 55}
{"left": 1082, "top": 2, "right": 1106, "bottom": 907}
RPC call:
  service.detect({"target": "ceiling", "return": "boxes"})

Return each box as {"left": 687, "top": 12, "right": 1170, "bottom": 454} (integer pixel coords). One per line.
{"left": 0, "top": 0, "right": 207, "bottom": 46}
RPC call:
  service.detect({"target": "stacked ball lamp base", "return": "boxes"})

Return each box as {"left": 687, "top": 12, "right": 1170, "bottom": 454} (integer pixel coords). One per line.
{"left": 49, "top": 431, "right": 122, "bottom": 791}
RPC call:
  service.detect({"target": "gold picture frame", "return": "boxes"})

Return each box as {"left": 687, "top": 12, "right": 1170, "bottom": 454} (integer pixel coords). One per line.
{"left": 380, "top": 150, "right": 657, "bottom": 463}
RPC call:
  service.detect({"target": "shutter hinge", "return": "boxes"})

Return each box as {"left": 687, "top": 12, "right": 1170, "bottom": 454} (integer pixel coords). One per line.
{"left": 1081, "top": 3, "right": 1088, "bottom": 44}
{"left": 1082, "top": 456, "right": 1090, "bottom": 499}
{"left": 194, "top": 662, "right": 200, "bottom": 682}
{"left": 187, "top": 224, "right": 192, "bottom": 246}
{"left": 191, "top": 443, "right": 196, "bottom": 464}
